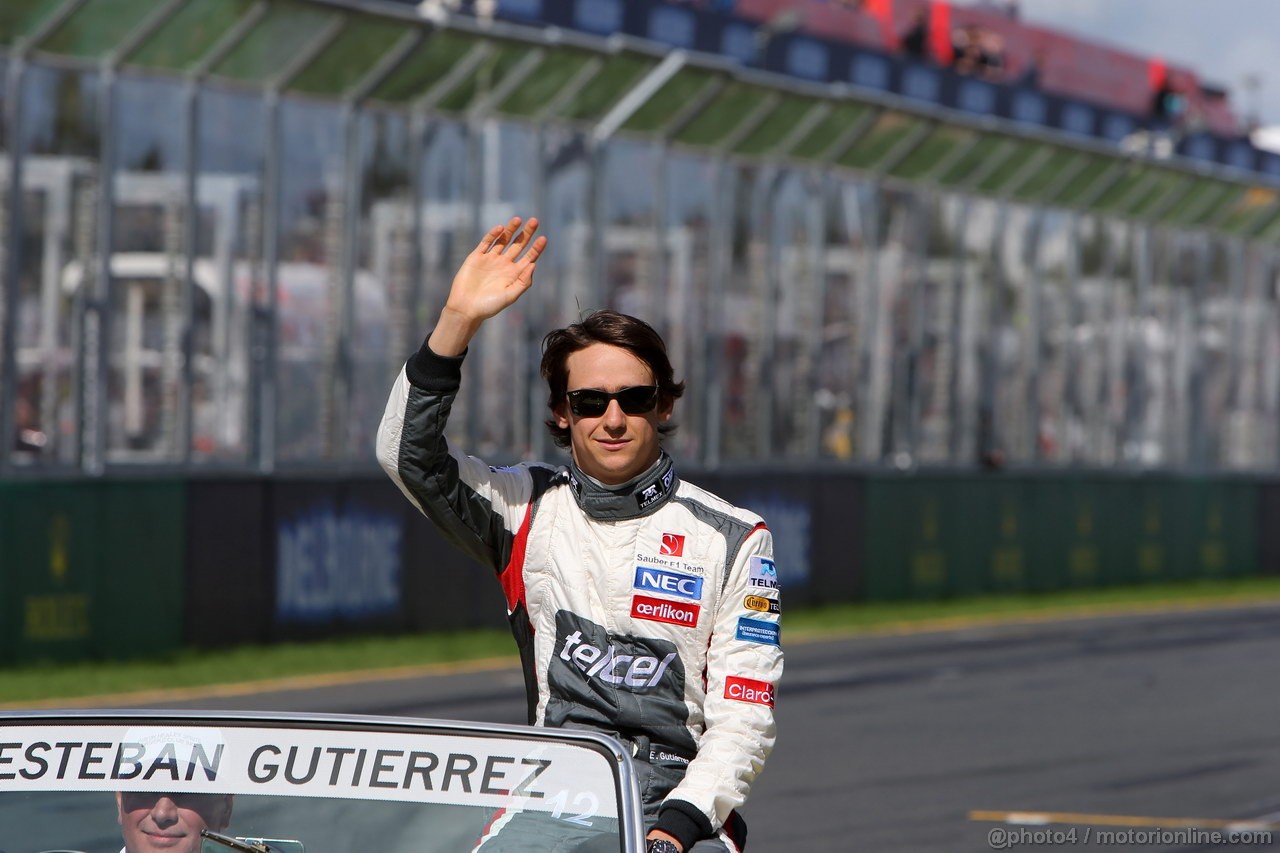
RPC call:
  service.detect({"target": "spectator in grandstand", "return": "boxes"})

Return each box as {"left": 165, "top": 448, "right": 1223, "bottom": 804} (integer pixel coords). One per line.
{"left": 1150, "top": 78, "right": 1188, "bottom": 132}
{"left": 951, "top": 24, "right": 1006, "bottom": 80}
{"left": 974, "top": 29, "right": 1007, "bottom": 79}
{"left": 12, "top": 394, "right": 47, "bottom": 454}
{"left": 1187, "top": 84, "right": 1221, "bottom": 135}
{"left": 950, "top": 25, "right": 980, "bottom": 74}
{"left": 899, "top": 8, "right": 929, "bottom": 60}
{"left": 1014, "top": 47, "right": 1045, "bottom": 89}
{"left": 822, "top": 406, "right": 856, "bottom": 460}
{"left": 977, "top": 410, "right": 1005, "bottom": 471}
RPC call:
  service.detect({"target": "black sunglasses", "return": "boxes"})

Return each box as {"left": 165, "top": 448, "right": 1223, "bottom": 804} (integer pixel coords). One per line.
{"left": 566, "top": 386, "right": 660, "bottom": 417}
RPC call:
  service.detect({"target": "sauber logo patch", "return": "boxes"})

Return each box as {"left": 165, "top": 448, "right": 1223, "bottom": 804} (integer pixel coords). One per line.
{"left": 631, "top": 595, "right": 700, "bottom": 627}
{"left": 744, "top": 595, "right": 780, "bottom": 614}
{"left": 725, "top": 676, "right": 775, "bottom": 707}
{"left": 748, "top": 556, "right": 779, "bottom": 591}
{"left": 660, "top": 533, "right": 685, "bottom": 557}
{"left": 634, "top": 567, "right": 703, "bottom": 600}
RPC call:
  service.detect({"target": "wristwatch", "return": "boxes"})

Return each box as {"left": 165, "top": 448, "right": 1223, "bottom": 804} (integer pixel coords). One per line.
{"left": 646, "top": 839, "right": 680, "bottom": 853}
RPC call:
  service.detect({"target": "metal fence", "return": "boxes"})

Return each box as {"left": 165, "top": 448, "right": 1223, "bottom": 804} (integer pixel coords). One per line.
{"left": 3, "top": 1, "right": 1280, "bottom": 476}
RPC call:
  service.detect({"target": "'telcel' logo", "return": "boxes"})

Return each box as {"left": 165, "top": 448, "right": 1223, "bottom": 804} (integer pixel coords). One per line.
{"left": 559, "top": 629, "right": 677, "bottom": 688}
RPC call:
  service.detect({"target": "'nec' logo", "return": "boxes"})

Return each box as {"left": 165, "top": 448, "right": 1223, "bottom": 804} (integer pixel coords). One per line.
{"left": 661, "top": 533, "right": 685, "bottom": 557}
{"left": 634, "top": 567, "right": 703, "bottom": 600}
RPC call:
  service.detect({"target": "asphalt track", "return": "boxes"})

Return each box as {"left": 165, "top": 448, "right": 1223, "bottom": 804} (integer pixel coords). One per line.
{"left": 94, "top": 602, "right": 1280, "bottom": 852}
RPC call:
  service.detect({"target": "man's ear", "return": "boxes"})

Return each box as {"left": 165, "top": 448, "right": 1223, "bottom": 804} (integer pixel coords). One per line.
{"left": 554, "top": 402, "right": 570, "bottom": 429}
{"left": 658, "top": 396, "right": 674, "bottom": 424}
{"left": 116, "top": 791, "right": 125, "bottom": 827}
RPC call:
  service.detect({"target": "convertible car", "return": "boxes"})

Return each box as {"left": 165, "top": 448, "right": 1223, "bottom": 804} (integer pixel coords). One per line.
{"left": 0, "top": 710, "right": 647, "bottom": 852}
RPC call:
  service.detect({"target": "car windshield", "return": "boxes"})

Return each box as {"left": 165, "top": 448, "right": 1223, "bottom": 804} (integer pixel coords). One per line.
{"left": 0, "top": 712, "right": 643, "bottom": 853}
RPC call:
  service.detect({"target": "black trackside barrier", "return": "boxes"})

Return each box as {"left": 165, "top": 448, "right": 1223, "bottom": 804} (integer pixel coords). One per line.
{"left": 185, "top": 478, "right": 273, "bottom": 648}
{"left": 186, "top": 474, "right": 527, "bottom": 644}
{"left": 723, "top": 469, "right": 866, "bottom": 608}
{"left": 691, "top": 468, "right": 819, "bottom": 607}
{"left": 814, "top": 474, "right": 866, "bottom": 604}
{"left": 399, "top": 499, "right": 512, "bottom": 635}
{"left": 1257, "top": 481, "right": 1280, "bottom": 576}
{"left": 5, "top": 470, "right": 1276, "bottom": 664}
{"left": 269, "top": 477, "right": 413, "bottom": 642}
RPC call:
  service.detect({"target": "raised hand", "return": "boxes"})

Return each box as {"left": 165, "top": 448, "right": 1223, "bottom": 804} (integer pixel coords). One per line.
{"left": 429, "top": 216, "right": 547, "bottom": 356}
{"left": 447, "top": 216, "right": 546, "bottom": 320}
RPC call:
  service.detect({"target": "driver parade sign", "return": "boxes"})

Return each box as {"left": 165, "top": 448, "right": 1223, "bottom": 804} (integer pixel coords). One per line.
{"left": 0, "top": 725, "right": 621, "bottom": 818}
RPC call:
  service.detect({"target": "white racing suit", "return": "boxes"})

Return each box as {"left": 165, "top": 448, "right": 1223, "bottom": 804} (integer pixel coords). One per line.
{"left": 376, "top": 344, "right": 782, "bottom": 852}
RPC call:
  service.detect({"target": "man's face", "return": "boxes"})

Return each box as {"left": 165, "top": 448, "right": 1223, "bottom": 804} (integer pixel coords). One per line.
{"left": 556, "top": 343, "right": 672, "bottom": 486}
{"left": 117, "top": 791, "right": 232, "bottom": 853}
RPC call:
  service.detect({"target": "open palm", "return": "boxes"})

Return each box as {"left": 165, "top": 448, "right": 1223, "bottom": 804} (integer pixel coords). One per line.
{"left": 445, "top": 216, "right": 547, "bottom": 322}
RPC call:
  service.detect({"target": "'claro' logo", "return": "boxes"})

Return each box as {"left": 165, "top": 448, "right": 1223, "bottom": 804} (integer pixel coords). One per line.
{"left": 724, "top": 676, "right": 775, "bottom": 707}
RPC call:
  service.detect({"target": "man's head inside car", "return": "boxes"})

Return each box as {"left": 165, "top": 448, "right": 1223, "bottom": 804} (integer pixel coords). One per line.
{"left": 116, "top": 790, "right": 234, "bottom": 853}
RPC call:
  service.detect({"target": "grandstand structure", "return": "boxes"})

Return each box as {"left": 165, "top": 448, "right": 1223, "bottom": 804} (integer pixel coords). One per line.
{"left": 3, "top": 0, "right": 1280, "bottom": 478}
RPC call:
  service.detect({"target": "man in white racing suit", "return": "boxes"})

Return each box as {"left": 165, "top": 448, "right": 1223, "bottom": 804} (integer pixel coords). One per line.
{"left": 376, "top": 217, "right": 782, "bottom": 853}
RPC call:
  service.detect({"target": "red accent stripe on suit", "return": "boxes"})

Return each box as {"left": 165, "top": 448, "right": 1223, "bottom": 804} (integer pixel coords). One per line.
{"left": 500, "top": 503, "right": 533, "bottom": 614}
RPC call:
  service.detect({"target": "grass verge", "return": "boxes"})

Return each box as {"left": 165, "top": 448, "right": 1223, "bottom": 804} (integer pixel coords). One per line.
{"left": 781, "top": 575, "right": 1280, "bottom": 636}
{"left": 3, "top": 576, "right": 1280, "bottom": 706}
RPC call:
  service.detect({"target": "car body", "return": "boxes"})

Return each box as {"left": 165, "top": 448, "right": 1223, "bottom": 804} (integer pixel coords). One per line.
{"left": 0, "top": 710, "right": 648, "bottom": 853}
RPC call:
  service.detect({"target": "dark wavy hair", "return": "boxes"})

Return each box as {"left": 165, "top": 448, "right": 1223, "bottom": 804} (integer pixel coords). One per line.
{"left": 540, "top": 310, "right": 685, "bottom": 449}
